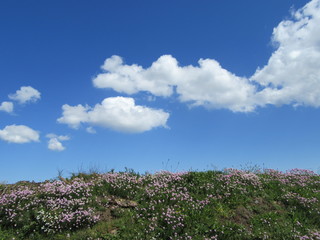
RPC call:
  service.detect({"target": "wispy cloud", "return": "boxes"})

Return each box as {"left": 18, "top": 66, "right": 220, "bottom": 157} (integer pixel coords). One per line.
{"left": 86, "top": 127, "right": 96, "bottom": 134}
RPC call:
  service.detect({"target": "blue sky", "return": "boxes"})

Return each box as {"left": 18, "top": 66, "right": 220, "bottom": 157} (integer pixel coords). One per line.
{"left": 1, "top": 0, "right": 320, "bottom": 183}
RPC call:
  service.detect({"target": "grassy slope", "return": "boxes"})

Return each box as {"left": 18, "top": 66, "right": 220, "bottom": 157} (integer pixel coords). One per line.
{"left": 0, "top": 168, "right": 319, "bottom": 240}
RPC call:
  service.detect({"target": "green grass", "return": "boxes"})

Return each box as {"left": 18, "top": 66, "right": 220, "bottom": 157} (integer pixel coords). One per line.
{"left": 0, "top": 168, "right": 319, "bottom": 239}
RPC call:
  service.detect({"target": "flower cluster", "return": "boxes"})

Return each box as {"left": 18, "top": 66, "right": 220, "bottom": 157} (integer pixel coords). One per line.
{"left": 0, "top": 186, "right": 37, "bottom": 227}
{"left": 96, "top": 172, "right": 143, "bottom": 199}
{"left": 0, "top": 168, "right": 319, "bottom": 239}
{"left": 36, "top": 207, "right": 99, "bottom": 234}
{"left": 133, "top": 171, "right": 222, "bottom": 239}
{"left": 215, "top": 169, "right": 262, "bottom": 203}
{"left": 283, "top": 192, "right": 319, "bottom": 209}
{"left": 0, "top": 178, "right": 99, "bottom": 235}
{"left": 262, "top": 168, "right": 320, "bottom": 188}
{"left": 296, "top": 230, "right": 320, "bottom": 240}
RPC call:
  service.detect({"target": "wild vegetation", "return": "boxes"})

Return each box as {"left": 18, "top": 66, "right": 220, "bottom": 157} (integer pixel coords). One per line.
{"left": 0, "top": 167, "right": 319, "bottom": 240}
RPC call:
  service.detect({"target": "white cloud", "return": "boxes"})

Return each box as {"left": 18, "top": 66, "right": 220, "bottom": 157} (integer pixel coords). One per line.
{"left": 251, "top": 0, "right": 320, "bottom": 107}
{"left": 9, "top": 86, "right": 41, "bottom": 104}
{"left": 48, "top": 138, "right": 65, "bottom": 151}
{"left": 92, "top": 0, "right": 320, "bottom": 111}
{"left": 86, "top": 127, "right": 96, "bottom": 134}
{"left": 0, "top": 125, "right": 39, "bottom": 143}
{"left": 58, "top": 97, "right": 169, "bottom": 133}
{"left": 175, "top": 58, "right": 255, "bottom": 112}
{"left": 93, "top": 55, "right": 177, "bottom": 97}
{"left": 0, "top": 101, "right": 13, "bottom": 113}
{"left": 46, "top": 134, "right": 70, "bottom": 151}
{"left": 57, "top": 104, "right": 90, "bottom": 129}
{"left": 93, "top": 55, "right": 256, "bottom": 112}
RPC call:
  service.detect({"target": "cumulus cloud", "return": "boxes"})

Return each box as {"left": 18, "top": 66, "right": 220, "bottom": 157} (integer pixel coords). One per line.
{"left": 251, "top": 0, "right": 320, "bottom": 107}
{"left": 46, "top": 134, "right": 70, "bottom": 151}
{"left": 0, "top": 125, "right": 39, "bottom": 143}
{"left": 92, "top": 0, "right": 320, "bottom": 112}
{"left": 0, "top": 101, "right": 13, "bottom": 113}
{"left": 58, "top": 97, "right": 169, "bottom": 133}
{"left": 9, "top": 86, "right": 41, "bottom": 104}
{"left": 57, "top": 104, "right": 89, "bottom": 129}
{"left": 93, "top": 55, "right": 256, "bottom": 112}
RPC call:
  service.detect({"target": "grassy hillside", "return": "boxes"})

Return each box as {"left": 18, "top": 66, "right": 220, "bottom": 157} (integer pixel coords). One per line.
{"left": 0, "top": 168, "right": 319, "bottom": 240}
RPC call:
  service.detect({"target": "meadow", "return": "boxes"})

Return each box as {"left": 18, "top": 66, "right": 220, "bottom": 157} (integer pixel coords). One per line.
{"left": 0, "top": 167, "right": 319, "bottom": 240}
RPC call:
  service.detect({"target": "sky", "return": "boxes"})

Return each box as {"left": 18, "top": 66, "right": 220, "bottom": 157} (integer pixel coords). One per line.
{"left": 1, "top": 0, "right": 320, "bottom": 183}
